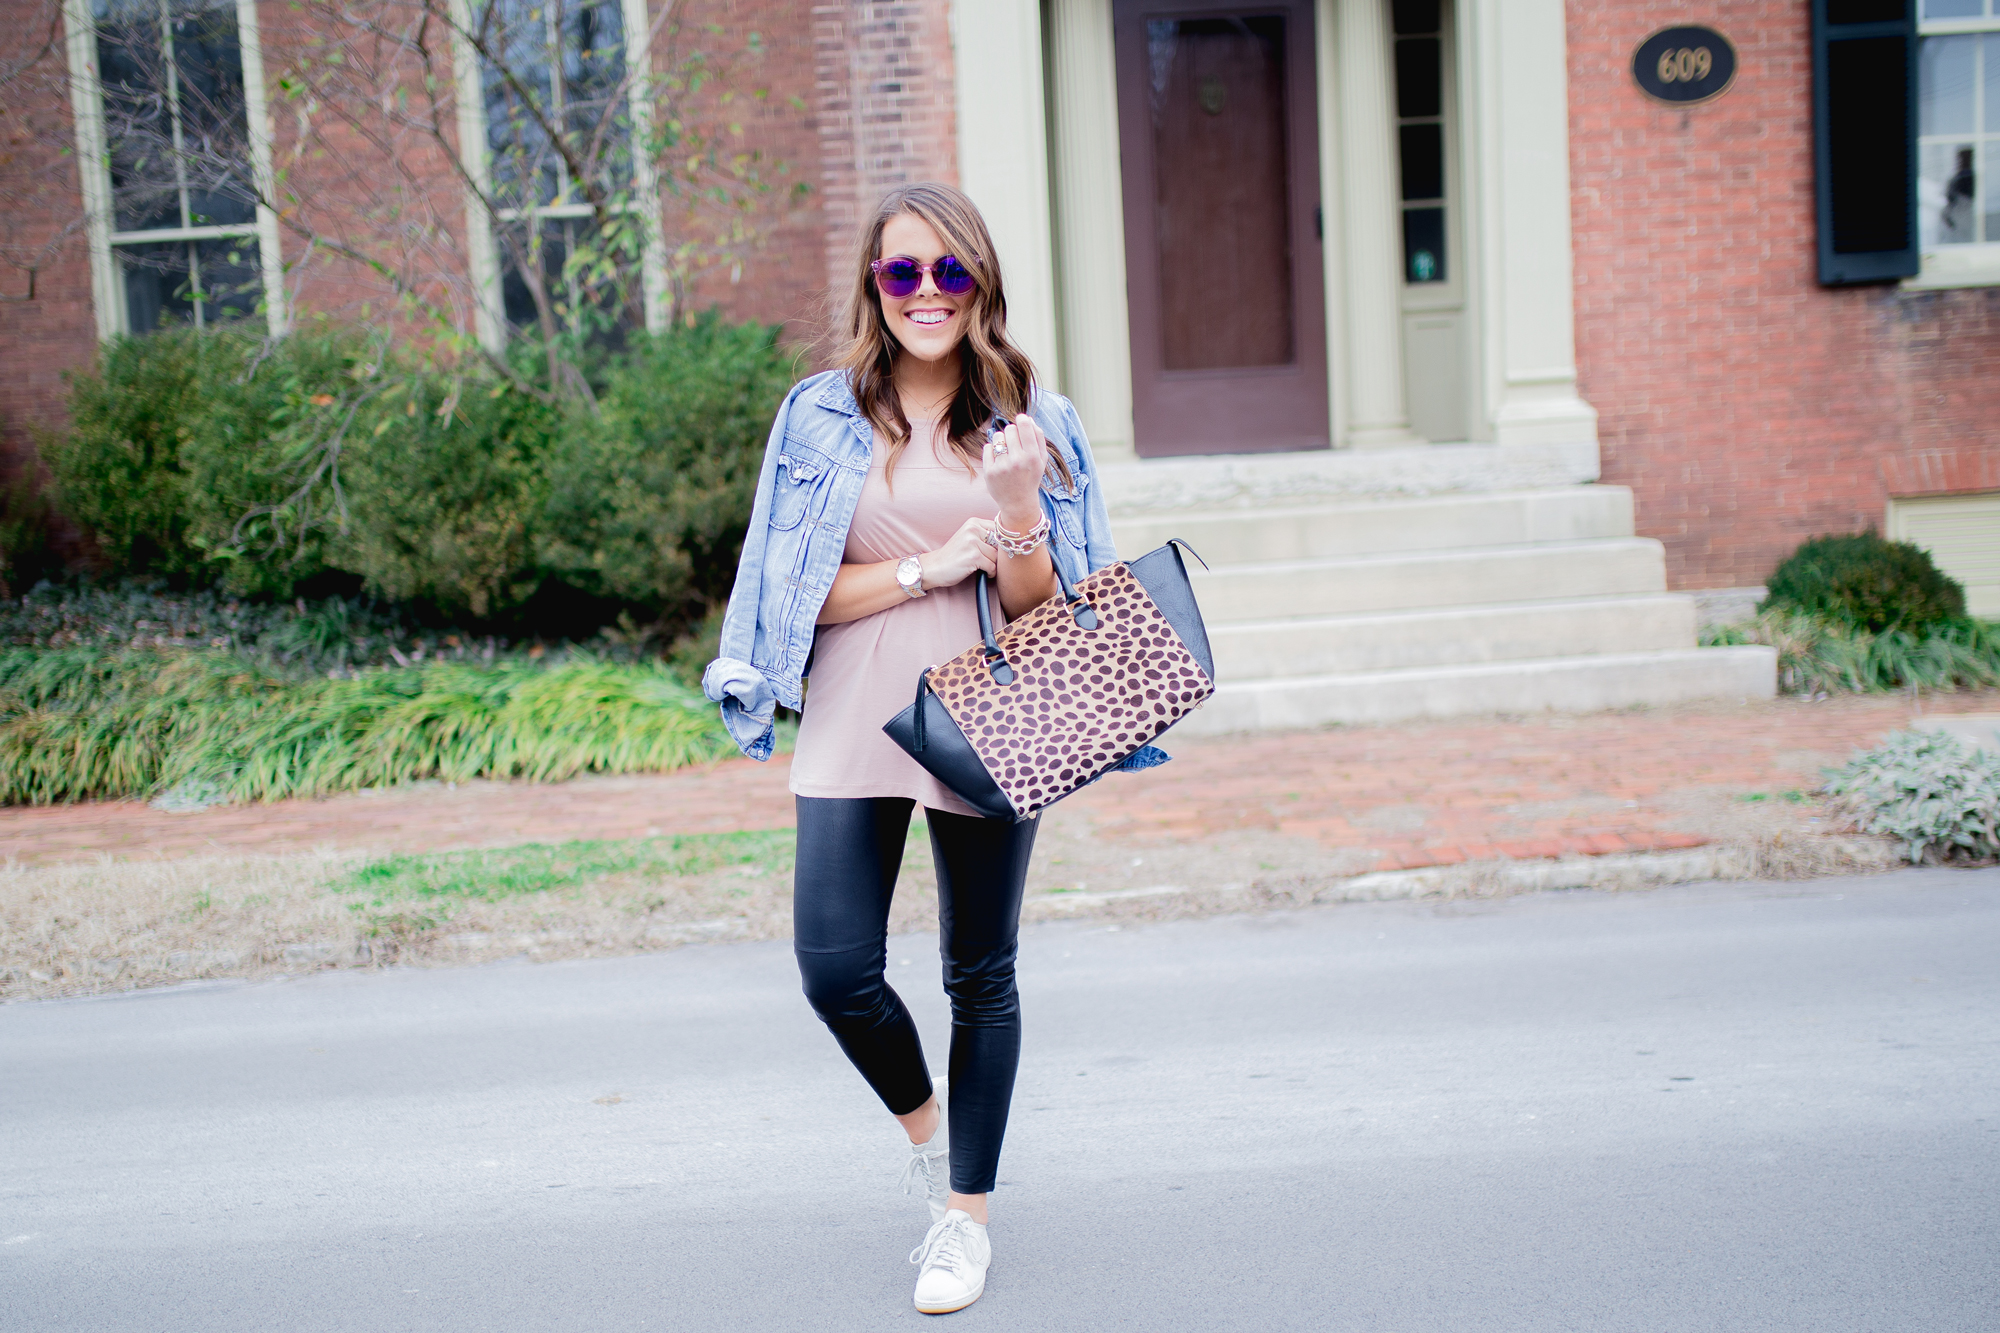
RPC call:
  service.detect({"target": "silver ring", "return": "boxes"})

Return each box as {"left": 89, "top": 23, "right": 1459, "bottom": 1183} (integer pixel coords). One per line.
{"left": 993, "top": 442, "right": 1010, "bottom": 455}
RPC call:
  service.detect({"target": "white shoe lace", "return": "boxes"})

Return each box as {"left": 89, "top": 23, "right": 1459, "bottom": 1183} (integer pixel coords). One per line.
{"left": 898, "top": 1140, "right": 947, "bottom": 1201}
{"left": 909, "top": 1213, "right": 977, "bottom": 1275}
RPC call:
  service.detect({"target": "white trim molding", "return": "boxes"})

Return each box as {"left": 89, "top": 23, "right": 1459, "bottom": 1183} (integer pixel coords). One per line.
{"left": 235, "top": 0, "right": 286, "bottom": 333}
{"left": 1904, "top": 242, "right": 2000, "bottom": 290}
{"left": 61, "top": 0, "right": 122, "bottom": 341}
{"left": 449, "top": 0, "right": 506, "bottom": 352}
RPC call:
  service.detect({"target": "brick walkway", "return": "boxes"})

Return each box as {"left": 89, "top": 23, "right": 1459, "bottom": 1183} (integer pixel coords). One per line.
{"left": 2, "top": 691, "right": 1993, "bottom": 870}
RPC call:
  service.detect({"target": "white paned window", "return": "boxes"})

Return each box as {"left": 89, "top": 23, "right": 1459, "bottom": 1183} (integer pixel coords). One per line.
{"left": 62, "top": 0, "right": 284, "bottom": 336}
{"left": 455, "top": 0, "right": 665, "bottom": 349}
{"left": 1911, "top": 0, "right": 2000, "bottom": 286}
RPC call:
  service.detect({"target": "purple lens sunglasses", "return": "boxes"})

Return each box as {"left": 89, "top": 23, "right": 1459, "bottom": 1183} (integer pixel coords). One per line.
{"left": 870, "top": 254, "right": 976, "bottom": 299}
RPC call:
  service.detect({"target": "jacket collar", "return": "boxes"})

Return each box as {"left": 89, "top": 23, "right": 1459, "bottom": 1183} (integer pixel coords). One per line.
{"left": 812, "top": 371, "right": 863, "bottom": 417}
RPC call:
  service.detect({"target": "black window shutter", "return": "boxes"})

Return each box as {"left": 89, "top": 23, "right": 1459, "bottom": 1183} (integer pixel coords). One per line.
{"left": 1813, "top": 0, "right": 1920, "bottom": 284}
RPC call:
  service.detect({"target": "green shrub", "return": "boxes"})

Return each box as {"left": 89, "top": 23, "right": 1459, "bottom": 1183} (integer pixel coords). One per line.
{"left": 42, "top": 323, "right": 379, "bottom": 596}
{"left": 1763, "top": 532, "right": 1967, "bottom": 633}
{"left": 1703, "top": 608, "right": 2000, "bottom": 694}
{"left": 38, "top": 316, "right": 797, "bottom": 631}
{"left": 0, "top": 646, "right": 734, "bottom": 805}
{"left": 1823, "top": 729, "right": 2000, "bottom": 864}
{"left": 539, "top": 313, "right": 799, "bottom": 622}
{"left": 326, "top": 370, "right": 569, "bottom": 618}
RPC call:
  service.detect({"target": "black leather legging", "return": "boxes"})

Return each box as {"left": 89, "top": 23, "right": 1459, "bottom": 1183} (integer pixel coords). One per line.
{"left": 792, "top": 796, "right": 1038, "bottom": 1195}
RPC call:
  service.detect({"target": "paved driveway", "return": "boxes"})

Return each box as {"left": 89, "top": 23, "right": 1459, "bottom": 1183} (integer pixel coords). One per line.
{"left": 3, "top": 867, "right": 1996, "bottom": 1331}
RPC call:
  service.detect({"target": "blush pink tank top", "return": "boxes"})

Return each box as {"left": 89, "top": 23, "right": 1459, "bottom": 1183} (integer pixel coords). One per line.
{"left": 788, "top": 420, "right": 1000, "bottom": 817}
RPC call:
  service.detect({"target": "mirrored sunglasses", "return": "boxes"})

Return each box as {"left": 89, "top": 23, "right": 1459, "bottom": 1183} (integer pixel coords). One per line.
{"left": 870, "top": 254, "right": 976, "bottom": 299}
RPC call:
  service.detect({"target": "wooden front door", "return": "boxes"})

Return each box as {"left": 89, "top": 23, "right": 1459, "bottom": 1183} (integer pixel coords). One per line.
{"left": 1112, "top": 0, "right": 1330, "bottom": 457}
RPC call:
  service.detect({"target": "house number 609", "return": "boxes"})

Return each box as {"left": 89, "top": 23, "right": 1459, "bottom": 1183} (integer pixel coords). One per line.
{"left": 1656, "top": 46, "right": 1714, "bottom": 83}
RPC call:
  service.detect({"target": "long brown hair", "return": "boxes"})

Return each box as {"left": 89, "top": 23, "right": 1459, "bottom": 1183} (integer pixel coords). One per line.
{"left": 833, "top": 182, "right": 1071, "bottom": 488}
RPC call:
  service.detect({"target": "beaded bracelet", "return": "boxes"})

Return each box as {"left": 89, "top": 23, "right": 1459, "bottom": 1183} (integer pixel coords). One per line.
{"left": 992, "top": 514, "right": 1050, "bottom": 557}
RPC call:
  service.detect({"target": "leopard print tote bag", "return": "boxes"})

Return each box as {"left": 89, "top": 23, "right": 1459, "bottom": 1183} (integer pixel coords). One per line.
{"left": 882, "top": 540, "right": 1215, "bottom": 821}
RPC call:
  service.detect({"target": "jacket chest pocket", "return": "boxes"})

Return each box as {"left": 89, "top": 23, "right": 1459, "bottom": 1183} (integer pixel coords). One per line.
{"left": 770, "top": 448, "right": 833, "bottom": 531}
{"left": 1041, "top": 469, "right": 1090, "bottom": 551}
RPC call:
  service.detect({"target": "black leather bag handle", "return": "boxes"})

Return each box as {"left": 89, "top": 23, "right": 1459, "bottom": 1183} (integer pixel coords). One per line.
{"left": 973, "top": 554, "right": 1101, "bottom": 686}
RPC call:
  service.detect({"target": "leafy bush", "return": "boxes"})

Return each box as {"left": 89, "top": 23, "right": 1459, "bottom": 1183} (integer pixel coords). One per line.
{"left": 0, "top": 647, "right": 734, "bottom": 805}
{"left": 37, "top": 317, "right": 798, "bottom": 631}
{"left": 1702, "top": 609, "right": 2000, "bottom": 694}
{"left": 41, "top": 324, "right": 366, "bottom": 593}
{"left": 1763, "top": 532, "right": 1967, "bottom": 633}
{"left": 1823, "top": 729, "right": 2000, "bottom": 864}
{"left": 539, "top": 314, "right": 798, "bottom": 621}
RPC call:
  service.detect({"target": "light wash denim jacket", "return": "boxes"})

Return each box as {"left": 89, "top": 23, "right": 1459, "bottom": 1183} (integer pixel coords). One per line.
{"left": 702, "top": 369, "right": 1168, "bottom": 777}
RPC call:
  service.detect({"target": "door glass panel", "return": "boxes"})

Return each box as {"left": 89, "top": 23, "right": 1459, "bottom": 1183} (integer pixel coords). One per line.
{"left": 1146, "top": 16, "right": 1292, "bottom": 371}
{"left": 1394, "top": 3, "right": 1447, "bottom": 283}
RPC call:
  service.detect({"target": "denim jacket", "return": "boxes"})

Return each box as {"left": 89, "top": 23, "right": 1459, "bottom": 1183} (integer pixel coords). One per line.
{"left": 702, "top": 369, "right": 1167, "bottom": 777}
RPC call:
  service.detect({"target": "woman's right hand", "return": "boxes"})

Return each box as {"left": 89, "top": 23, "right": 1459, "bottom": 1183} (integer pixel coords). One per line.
{"left": 920, "top": 517, "right": 999, "bottom": 589}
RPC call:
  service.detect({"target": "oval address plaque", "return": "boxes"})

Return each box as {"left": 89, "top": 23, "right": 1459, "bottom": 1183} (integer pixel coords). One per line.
{"left": 1632, "top": 25, "right": 1737, "bottom": 106}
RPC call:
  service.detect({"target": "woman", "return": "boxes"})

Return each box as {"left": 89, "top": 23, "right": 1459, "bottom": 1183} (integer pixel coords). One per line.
{"left": 703, "top": 182, "right": 1155, "bottom": 1315}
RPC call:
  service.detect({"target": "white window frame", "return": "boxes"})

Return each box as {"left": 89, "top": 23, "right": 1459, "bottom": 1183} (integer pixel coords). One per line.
{"left": 1906, "top": 4, "right": 2000, "bottom": 290}
{"left": 451, "top": 0, "right": 668, "bottom": 352}
{"left": 61, "top": 0, "right": 286, "bottom": 338}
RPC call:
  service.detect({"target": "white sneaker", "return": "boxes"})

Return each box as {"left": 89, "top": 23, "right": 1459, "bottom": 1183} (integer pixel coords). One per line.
{"left": 897, "top": 1078, "right": 950, "bottom": 1223}
{"left": 909, "top": 1209, "right": 990, "bottom": 1315}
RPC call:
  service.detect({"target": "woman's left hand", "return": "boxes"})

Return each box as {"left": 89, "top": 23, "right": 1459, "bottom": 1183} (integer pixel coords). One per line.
{"left": 982, "top": 414, "right": 1051, "bottom": 531}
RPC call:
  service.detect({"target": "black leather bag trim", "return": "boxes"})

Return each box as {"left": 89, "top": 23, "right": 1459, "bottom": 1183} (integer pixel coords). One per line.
{"left": 881, "top": 680, "right": 1017, "bottom": 821}
{"left": 1128, "top": 541, "right": 1215, "bottom": 682}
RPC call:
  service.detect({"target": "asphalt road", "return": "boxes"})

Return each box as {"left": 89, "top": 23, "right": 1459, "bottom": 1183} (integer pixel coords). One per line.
{"left": 4, "top": 867, "right": 1997, "bottom": 1332}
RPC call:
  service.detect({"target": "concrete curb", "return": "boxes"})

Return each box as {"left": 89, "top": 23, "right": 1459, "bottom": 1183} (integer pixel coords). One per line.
{"left": 1020, "top": 836, "right": 1901, "bottom": 923}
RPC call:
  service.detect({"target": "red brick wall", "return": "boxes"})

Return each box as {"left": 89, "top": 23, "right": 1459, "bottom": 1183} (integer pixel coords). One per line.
{"left": 1569, "top": 0, "right": 2000, "bottom": 591}
{"left": 0, "top": 0, "right": 100, "bottom": 494}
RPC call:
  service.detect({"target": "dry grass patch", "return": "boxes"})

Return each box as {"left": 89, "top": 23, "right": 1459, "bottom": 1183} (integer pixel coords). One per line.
{"left": 1, "top": 830, "right": 941, "bottom": 1003}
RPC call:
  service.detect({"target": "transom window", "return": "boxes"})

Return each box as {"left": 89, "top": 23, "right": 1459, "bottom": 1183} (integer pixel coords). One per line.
{"left": 1918, "top": 0, "right": 2000, "bottom": 248}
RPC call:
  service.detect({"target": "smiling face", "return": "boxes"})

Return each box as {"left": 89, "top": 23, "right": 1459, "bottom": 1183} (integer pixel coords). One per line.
{"left": 877, "top": 211, "right": 970, "bottom": 366}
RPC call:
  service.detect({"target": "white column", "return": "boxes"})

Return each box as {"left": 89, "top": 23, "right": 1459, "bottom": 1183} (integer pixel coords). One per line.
{"left": 1333, "top": 0, "right": 1419, "bottom": 448}
{"left": 948, "top": 0, "right": 1060, "bottom": 388}
{"left": 1462, "top": 0, "right": 1597, "bottom": 448}
{"left": 1045, "top": 0, "right": 1134, "bottom": 460}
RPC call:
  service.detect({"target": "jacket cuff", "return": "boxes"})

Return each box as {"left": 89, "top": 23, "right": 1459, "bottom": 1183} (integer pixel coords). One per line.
{"left": 1113, "top": 744, "right": 1171, "bottom": 772}
{"left": 703, "top": 656, "right": 778, "bottom": 761}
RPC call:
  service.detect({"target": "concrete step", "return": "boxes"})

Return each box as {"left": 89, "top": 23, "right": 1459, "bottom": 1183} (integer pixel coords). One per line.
{"left": 1114, "top": 487, "right": 1635, "bottom": 564}
{"left": 1189, "top": 538, "right": 1668, "bottom": 623}
{"left": 1174, "top": 647, "right": 1779, "bottom": 735}
{"left": 1211, "top": 595, "right": 1699, "bottom": 680}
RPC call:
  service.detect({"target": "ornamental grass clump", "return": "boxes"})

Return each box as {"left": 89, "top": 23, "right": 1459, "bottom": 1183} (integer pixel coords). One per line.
{"left": 1822, "top": 729, "right": 2000, "bottom": 865}
{"left": 0, "top": 647, "right": 734, "bottom": 806}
